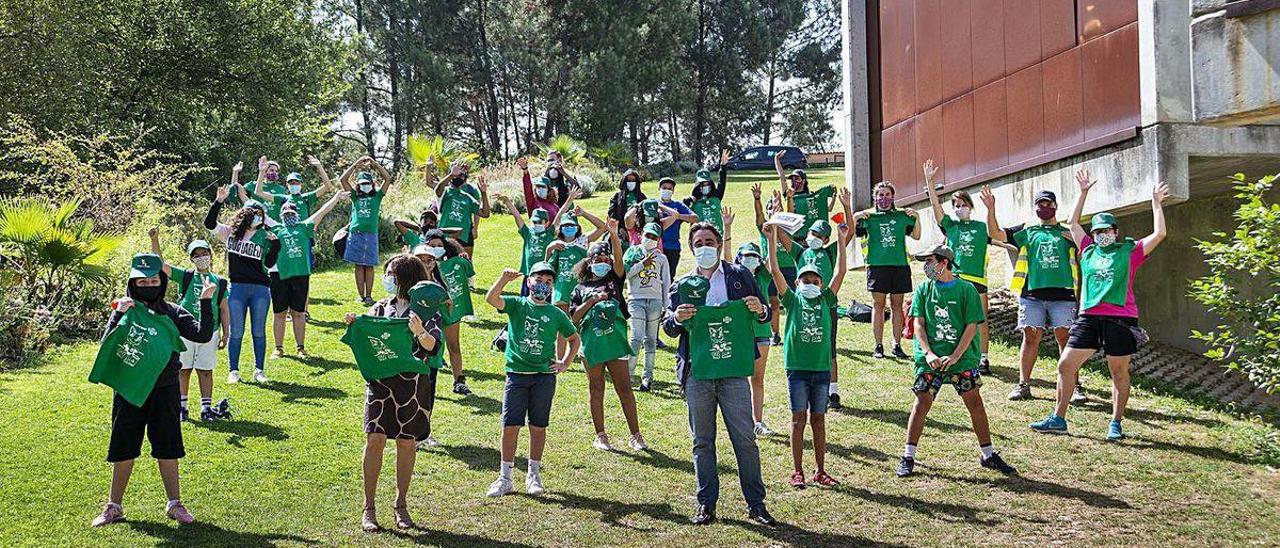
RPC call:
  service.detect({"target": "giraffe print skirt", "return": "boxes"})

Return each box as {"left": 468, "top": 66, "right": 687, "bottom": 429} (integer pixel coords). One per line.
{"left": 363, "top": 369, "right": 437, "bottom": 440}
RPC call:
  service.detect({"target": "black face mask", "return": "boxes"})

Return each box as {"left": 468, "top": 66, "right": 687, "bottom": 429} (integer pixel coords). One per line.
{"left": 131, "top": 285, "right": 163, "bottom": 303}
{"left": 450, "top": 176, "right": 465, "bottom": 187}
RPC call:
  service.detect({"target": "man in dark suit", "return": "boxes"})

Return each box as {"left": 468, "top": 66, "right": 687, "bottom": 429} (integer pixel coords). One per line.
{"left": 664, "top": 221, "right": 776, "bottom": 527}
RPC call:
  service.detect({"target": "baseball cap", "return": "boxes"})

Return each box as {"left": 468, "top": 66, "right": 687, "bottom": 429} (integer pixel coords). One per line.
{"left": 1090, "top": 212, "right": 1118, "bottom": 231}
{"left": 528, "top": 261, "right": 555, "bottom": 276}
{"left": 186, "top": 240, "right": 212, "bottom": 255}
{"left": 913, "top": 243, "right": 956, "bottom": 263}
{"left": 789, "top": 169, "right": 807, "bottom": 180}
{"left": 129, "top": 253, "right": 162, "bottom": 279}
{"left": 559, "top": 213, "right": 579, "bottom": 227}
{"left": 737, "top": 242, "right": 762, "bottom": 257}
{"left": 796, "top": 263, "right": 823, "bottom": 279}
{"left": 1034, "top": 190, "right": 1057, "bottom": 205}
{"left": 643, "top": 222, "right": 663, "bottom": 238}
{"left": 529, "top": 209, "right": 550, "bottom": 224}
{"left": 809, "top": 220, "right": 832, "bottom": 239}
{"left": 285, "top": 172, "right": 304, "bottom": 183}
{"left": 695, "top": 169, "right": 712, "bottom": 183}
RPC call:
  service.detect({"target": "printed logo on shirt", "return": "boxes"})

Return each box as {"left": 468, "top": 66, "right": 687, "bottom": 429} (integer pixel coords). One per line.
{"left": 956, "top": 229, "right": 976, "bottom": 258}
{"left": 1037, "top": 240, "right": 1060, "bottom": 270}
{"left": 879, "top": 221, "right": 897, "bottom": 248}
{"left": 708, "top": 315, "right": 735, "bottom": 359}
{"left": 800, "top": 305, "right": 823, "bottom": 343}
{"left": 279, "top": 229, "right": 305, "bottom": 260}
{"left": 520, "top": 316, "right": 546, "bottom": 355}
{"left": 226, "top": 237, "right": 264, "bottom": 260}
{"left": 933, "top": 304, "right": 958, "bottom": 342}
{"left": 636, "top": 261, "right": 659, "bottom": 287}
{"left": 368, "top": 332, "right": 398, "bottom": 361}
{"left": 117, "top": 322, "right": 158, "bottom": 367}
{"left": 1090, "top": 253, "right": 1115, "bottom": 285}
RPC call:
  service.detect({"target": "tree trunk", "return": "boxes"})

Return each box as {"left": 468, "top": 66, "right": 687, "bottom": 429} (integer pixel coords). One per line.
{"left": 763, "top": 55, "right": 777, "bottom": 145}
{"left": 693, "top": 0, "right": 707, "bottom": 164}
{"left": 387, "top": 2, "right": 403, "bottom": 171}
{"left": 355, "top": 0, "right": 377, "bottom": 159}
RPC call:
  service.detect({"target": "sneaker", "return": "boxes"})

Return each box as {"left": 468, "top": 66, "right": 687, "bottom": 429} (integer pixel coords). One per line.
{"left": 296, "top": 347, "right": 310, "bottom": 359}
{"left": 592, "top": 434, "right": 613, "bottom": 451}
{"left": 754, "top": 422, "right": 775, "bottom": 437}
{"left": 873, "top": 344, "right": 885, "bottom": 359}
{"left": 788, "top": 470, "right": 807, "bottom": 489}
{"left": 525, "top": 472, "right": 545, "bottom": 496}
{"left": 362, "top": 296, "right": 375, "bottom": 306}
{"left": 978, "top": 357, "right": 991, "bottom": 376}
{"left": 1007, "top": 382, "right": 1032, "bottom": 401}
{"left": 486, "top": 477, "right": 514, "bottom": 497}
{"left": 811, "top": 470, "right": 840, "bottom": 486}
{"left": 361, "top": 507, "right": 380, "bottom": 532}
{"left": 980, "top": 452, "right": 1018, "bottom": 475}
{"left": 772, "top": 333, "right": 782, "bottom": 346}
{"left": 91, "top": 503, "right": 125, "bottom": 527}
{"left": 638, "top": 378, "right": 652, "bottom": 392}
{"left": 895, "top": 456, "right": 916, "bottom": 477}
{"left": 1070, "top": 384, "right": 1088, "bottom": 405}
{"left": 199, "top": 407, "right": 219, "bottom": 422}
{"left": 165, "top": 500, "right": 195, "bottom": 525}
{"left": 1029, "top": 414, "right": 1069, "bottom": 434}
{"left": 629, "top": 433, "right": 649, "bottom": 451}
{"left": 829, "top": 393, "right": 843, "bottom": 410}
{"left": 252, "top": 369, "right": 269, "bottom": 384}
{"left": 213, "top": 398, "right": 232, "bottom": 419}
{"left": 227, "top": 370, "right": 240, "bottom": 384}
{"left": 656, "top": 338, "right": 667, "bottom": 349}
{"left": 452, "top": 381, "right": 472, "bottom": 396}
{"left": 1107, "top": 420, "right": 1125, "bottom": 441}
{"left": 746, "top": 504, "right": 777, "bottom": 527}
{"left": 179, "top": 407, "right": 190, "bottom": 422}
{"left": 892, "top": 344, "right": 909, "bottom": 359}
{"left": 416, "top": 436, "right": 440, "bottom": 449}
{"left": 271, "top": 347, "right": 284, "bottom": 359}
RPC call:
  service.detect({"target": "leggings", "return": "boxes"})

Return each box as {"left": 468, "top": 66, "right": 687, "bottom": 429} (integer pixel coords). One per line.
{"left": 228, "top": 281, "right": 271, "bottom": 372}
{"left": 628, "top": 297, "right": 663, "bottom": 381}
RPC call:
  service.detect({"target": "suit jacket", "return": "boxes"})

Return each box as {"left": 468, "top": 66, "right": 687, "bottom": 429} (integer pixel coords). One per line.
{"left": 664, "top": 260, "right": 771, "bottom": 387}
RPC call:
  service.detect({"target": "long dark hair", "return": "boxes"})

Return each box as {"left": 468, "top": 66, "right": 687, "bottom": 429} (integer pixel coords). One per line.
{"left": 422, "top": 229, "right": 463, "bottom": 259}
{"left": 230, "top": 205, "right": 263, "bottom": 241}
{"left": 385, "top": 254, "right": 427, "bottom": 300}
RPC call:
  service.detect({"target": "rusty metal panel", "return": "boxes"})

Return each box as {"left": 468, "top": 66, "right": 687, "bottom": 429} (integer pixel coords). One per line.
{"left": 971, "top": 0, "right": 1006, "bottom": 87}
{"left": 1078, "top": 0, "right": 1138, "bottom": 42}
{"left": 881, "top": 118, "right": 919, "bottom": 195}
{"left": 973, "top": 80, "right": 1009, "bottom": 175}
{"left": 914, "top": 0, "right": 944, "bottom": 111}
{"left": 879, "top": 0, "right": 917, "bottom": 128}
{"left": 1042, "top": 47, "right": 1085, "bottom": 152}
{"left": 1081, "top": 21, "right": 1141, "bottom": 140}
{"left": 939, "top": 0, "right": 974, "bottom": 102}
{"left": 1040, "top": 0, "right": 1077, "bottom": 58}
{"left": 1006, "top": 64, "right": 1045, "bottom": 164}
{"left": 915, "top": 105, "right": 945, "bottom": 184}
{"left": 942, "top": 94, "right": 976, "bottom": 182}
{"left": 1003, "top": 0, "right": 1040, "bottom": 74}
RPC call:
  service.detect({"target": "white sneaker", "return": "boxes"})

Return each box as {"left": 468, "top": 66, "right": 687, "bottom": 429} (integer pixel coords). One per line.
{"left": 252, "top": 370, "right": 269, "bottom": 383}
{"left": 525, "top": 472, "right": 545, "bottom": 496}
{"left": 227, "top": 370, "right": 240, "bottom": 384}
{"left": 754, "top": 422, "right": 775, "bottom": 436}
{"left": 486, "top": 477, "right": 514, "bottom": 497}
{"left": 416, "top": 436, "right": 439, "bottom": 449}
{"left": 629, "top": 433, "right": 649, "bottom": 451}
{"left": 592, "top": 434, "right": 613, "bottom": 451}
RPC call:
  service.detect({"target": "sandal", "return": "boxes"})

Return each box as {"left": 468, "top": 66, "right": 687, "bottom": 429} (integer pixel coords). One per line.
{"left": 296, "top": 346, "right": 309, "bottom": 359}
{"left": 361, "top": 507, "right": 380, "bottom": 532}
{"left": 393, "top": 505, "right": 416, "bottom": 529}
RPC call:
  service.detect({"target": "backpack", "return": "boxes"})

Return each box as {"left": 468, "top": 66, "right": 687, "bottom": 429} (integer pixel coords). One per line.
{"left": 491, "top": 325, "right": 509, "bottom": 353}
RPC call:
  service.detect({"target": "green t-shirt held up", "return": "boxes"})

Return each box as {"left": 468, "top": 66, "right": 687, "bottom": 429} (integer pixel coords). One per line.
{"left": 690, "top": 197, "right": 723, "bottom": 233}
{"left": 500, "top": 296, "right": 577, "bottom": 374}
{"left": 438, "top": 256, "right": 475, "bottom": 324}
{"left": 89, "top": 306, "right": 186, "bottom": 407}
{"left": 518, "top": 225, "right": 556, "bottom": 275}
{"left": 859, "top": 209, "right": 914, "bottom": 266}
{"left": 550, "top": 243, "right": 587, "bottom": 304}
{"left": 579, "top": 300, "right": 632, "bottom": 366}
{"left": 170, "top": 266, "right": 225, "bottom": 333}
{"left": 340, "top": 315, "right": 429, "bottom": 381}
{"left": 683, "top": 300, "right": 757, "bottom": 380}
{"left": 909, "top": 279, "right": 985, "bottom": 376}
{"left": 781, "top": 288, "right": 836, "bottom": 371}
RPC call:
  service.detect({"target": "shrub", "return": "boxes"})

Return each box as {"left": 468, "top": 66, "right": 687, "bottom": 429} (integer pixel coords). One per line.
{"left": 1189, "top": 172, "right": 1280, "bottom": 394}
{"left": 644, "top": 160, "right": 701, "bottom": 180}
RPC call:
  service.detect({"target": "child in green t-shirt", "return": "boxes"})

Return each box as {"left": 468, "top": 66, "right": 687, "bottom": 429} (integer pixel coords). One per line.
{"left": 338, "top": 156, "right": 396, "bottom": 305}
{"left": 485, "top": 264, "right": 581, "bottom": 498}
{"left": 853, "top": 181, "right": 922, "bottom": 362}
{"left": 766, "top": 188, "right": 850, "bottom": 489}
{"left": 410, "top": 229, "right": 477, "bottom": 397}
{"left": 895, "top": 244, "right": 1017, "bottom": 479}
{"left": 266, "top": 192, "right": 347, "bottom": 359}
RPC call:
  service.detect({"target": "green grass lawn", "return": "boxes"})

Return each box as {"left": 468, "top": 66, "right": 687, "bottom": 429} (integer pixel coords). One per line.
{"left": 2, "top": 167, "right": 1278, "bottom": 547}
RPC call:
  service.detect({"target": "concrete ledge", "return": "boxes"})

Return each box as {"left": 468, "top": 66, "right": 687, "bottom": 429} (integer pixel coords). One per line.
{"left": 1192, "top": 6, "right": 1280, "bottom": 125}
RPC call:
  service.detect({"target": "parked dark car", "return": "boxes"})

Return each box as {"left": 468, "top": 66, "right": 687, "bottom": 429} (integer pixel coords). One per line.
{"left": 721, "top": 145, "right": 808, "bottom": 171}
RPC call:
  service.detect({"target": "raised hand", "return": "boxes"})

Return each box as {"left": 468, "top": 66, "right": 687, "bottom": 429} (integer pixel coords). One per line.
{"left": 720, "top": 148, "right": 730, "bottom": 166}
{"left": 233, "top": 161, "right": 244, "bottom": 174}
{"left": 1075, "top": 170, "right": 1096, "bottom": 192}
{"left": 569, "top": 187, "right": 583, "bottom": 202}
{"left": 923, "top": 159, "right": 939, "bottom": 184}
{"left": 335, "top": 190, "right": 351, "bottom": 201}
{"left": 606, "top": 217, "right": 619, "bottom": 232}
{"left": 148, "top": 226, "right": 159, "bottom": 240}
{"left": 499, "top": 268, "right": 522, "bottom": 282}
{"left": 478, "top": 174, "right": 489, "bottom": 193}
{"left": 257, "top": 155, "right": 268, "bottom": 171}
{"left": 721, "top": 205, "right": 735, "bottom": 228}
{"left": 216, "top": 185, "right": 231, "bottom": 203}
{"left": 751, "top": 182, "right": 762, "bottom": 199}
{"left": 837, "top": 187, "right": 852, "bottom": 208}
{"left": 307, "top": 154, "right": 321, "bottom": 167}
{"left": 1153, "top": 181, "right": 1169, "bottom": 205}
{"left": 903, "top": 207, "right": 918, "bottom": 219}
{"left": 517, "top": 157, "right": 528, "bottom": 171}
{"left": 199, "top": 277, "right": 218, "bottom": 300}
{"left": 979, "top": 185, "right": 996, "bottom": 209}
{"left": 573, "top": 205, "right": 583, "bottom": 216}
{"left": 344, "top": 312, "right": 357, "bottom": 325}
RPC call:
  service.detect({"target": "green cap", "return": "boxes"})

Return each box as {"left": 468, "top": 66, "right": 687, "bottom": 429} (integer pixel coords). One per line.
{"left": 529, "top": 208, "right": 550, "bottom": 224}
{"left": 285, "top": 172, "right": 304, "bottom": 183}
{"left": 809, "top": 219, "right": 832, "bottom": 239}
{"left": 408, "top": 280, "right": 449, "bottom": 320}
{"left": 533, "top": 176, "right": 551, "bottom": 187}
{"left": 355, "top": 172, "right": 375, "bottom": 184}
{"left": 186, "top": 240, "right": 211, "bottom": 255}
{"left": 528, "top": 261, "right": 556, "bottom": 276}
{"left": 641, "top": 198, "right": 660, "bottom": 219}
{"left": 796, "top": 263, "right": 823, "bottom": 279}
{"left": 559, "top": 213, "right": 579, "bottom": 227}
{"left": 1090, "top": 212, "right": 1117, "bottom": 231}
{"left": 695, "top": 169, "right": 712, "bottom": 183}
{"left": 129, "top": 253, "right": 163, "bottom": 279}
{"left": 643, "top": 222, "right": 663, "bottom": 238}
{"left": 736, "top": 241, "right": 762, "bottom": 257}
{"left": 677, "top": 275, "right": 710, "bottom": 307}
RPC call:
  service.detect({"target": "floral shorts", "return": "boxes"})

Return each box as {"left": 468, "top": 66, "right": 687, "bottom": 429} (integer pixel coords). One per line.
{"left": 912, "top": 368, "right": 983, "bottom": 397}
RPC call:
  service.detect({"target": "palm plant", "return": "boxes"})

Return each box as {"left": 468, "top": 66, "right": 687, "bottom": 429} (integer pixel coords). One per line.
{"left": 0, "top": 197, "right": 121, "bottom": 310}
{"left": 589, "top": 140, "right": 635, "bottom": 170}
{"left": 537, "top": 135, "right": 588, "bottom": 165}
{"left": 406, "top": 134, "right": 480, "bottom": 178}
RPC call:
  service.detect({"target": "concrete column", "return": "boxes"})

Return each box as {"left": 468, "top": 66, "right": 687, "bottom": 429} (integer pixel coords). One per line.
{"left": 1139, "top": 0, "right": 1194, "bottom": 126}
{"left": 841, "top": 0, "right": 872, "bottom": 210}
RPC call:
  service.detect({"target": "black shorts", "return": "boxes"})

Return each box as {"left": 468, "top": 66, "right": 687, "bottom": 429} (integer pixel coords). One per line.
{"left": 970, "top": 281, "right": 988, "bottom": 294}
{"left": 829, "top": 307, "right": 840, "bottom": 359}
{"left": 270, "top": 273, "right": 310, "bottom": 313}
{"left": 502, "top": 372, "right": 557, "bottom": 428}
{"left": 867, "top": 265, "right": 913, "bottom": 295}
{"left": 107, "top": 385, "right": 184, "bottom": 462}
{"left": 1067, "top": 315, "right": 1138, "bottom": 357}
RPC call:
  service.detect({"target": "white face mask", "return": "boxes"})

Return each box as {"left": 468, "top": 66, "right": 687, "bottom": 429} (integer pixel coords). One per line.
{"left": 382, "top": 274, "right": 398, "bottom": 295}
{"left": 531, "top": 223, "right": 546, "bottom": 234}
{"left": 806, "top": 235, "right": 825, "bottom": 250}
{"left": 660, "top": 189, "right": 674, "bottom": 201}
{"left": 192, "top": 256, "right": 213, "bottom": 271}
{"left": 694, "top": 245, "right": 719, "bottom": 269}
{"left": 740, "top": 256, "right": 761, "bottom": 271}
{"left": 643, "top": 238, "right": 660, "bottom": 251}
{"left": 625, "top": 180, "right": 637, "bottom": 191}
{"left": 1094, "top": 232, "right": 1117, "bottom": 247}
{"left": 700, "top": 184, "right": 712, "bottom": 196}
{"left": 359, "top": 183, "right": 373, "bottom": 194}
{"left": 797, "top": 282, "right": 822, "bottom": 299}
{"left": 288, "top": 184, "right": 302, "bottom": 194}
{"left": 955, "top": 206, "right": 972, "bottom": 221}
{"left": 535, "top": 187, "right": 549, "bottom": 199}
{"left": 253, "top": 214, "right": 264, "bottom": 227}
{"left": 426, "top": 246, "right": 446, "bottom": 258}
{"left": 547, "top": 168, "right": 559, "bottom": 179}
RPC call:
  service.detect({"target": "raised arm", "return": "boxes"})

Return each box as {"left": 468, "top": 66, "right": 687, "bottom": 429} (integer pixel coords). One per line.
{"left": 774, "top": 147, "right": 786, "bottom": 189}
{"left": 371, "top": 158, "right": 395, "bottom": 193}
{"left": 765, "top": 224, "right": 788, "bottom": 296}
{"left": 477, "top": 173, "right": 492, "bottom": 218}
{"left": 394, "top": 220, "right": 420, "bottom": 236}
{"left": 556, "top": 188, "right": 583, "bottom": 230}
{"left": 830, "top": 189, "right": 852, "bottom": 294}
{"left": 255, "top": 155, "right": 268, "bottom": 186}
{"left": 497, "top": 194, "right": 525, "bottom": 229}
{"left": 979, "top": 186, "right": 1006, "bottom": 242}
{"left": 721, "top": 206, "right": 735, "bottom": 262}
{"left": 205, "top": 185, "right": 230, "bottom": 231}
{"left": 308, "top": 155, "right": 333, "bottom": 198}
{"left": 572, "top": 292, "right": 606, "bottom": 324}
{"left": 905, "top": 206, "right": 923, "bottom": 240}
{"left": 306, "top": 190, "right": 350, "bottom": 226}
{"left": 337, "top": 157, "right": 364, "bottom": 192}
{"left": 1141, "top": 182, "right": 1169, "bottom": 254}
{"left": 608, "top": 219, "right": 624, "bottom": 277}
{"left": 520, "top": 159, "right": 536, "bottom": 205}
{"left": 487, "top": 269, "right": 521, "bottom": 310}
{"left": 147, "top": 227, "right": 173, "bottom": 278}
{"left": 923, "top": 160, "right": 944, "bottom": 223}
{"left": 230, "top": 161, "right": 242, "bottom": 187}
{"left": 712, "top": 149, "right": 728, "bottom": 199}
{"left": 580, "top": 207, "right": 608, "bottom": 242}
{"left": 751, "top": 182, "right": 766, "bottom": 229}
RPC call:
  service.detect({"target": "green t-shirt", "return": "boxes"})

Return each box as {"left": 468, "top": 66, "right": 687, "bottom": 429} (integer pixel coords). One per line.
{"left": 271, "top": 221, "right": 315, "bottom": 280}
{"left": 500, "top": 296, "right": 577, "bottom": 373}
{"left": 579, "top": 300, "right": 632, "bottom": 366}
{"left": 909, "top": 279, "right": 985, "bottom": 376}
{"left": 89, "top": 306, "right": 186, "bottom": 406}
{"left": 759, "top": 225, "right": 795, "bottom": 268}
{"left": 1080, "top": 238, "right": 1137, "bottom": 310}
{"left": 781, "top": 288, "right": 836, "bottom": 371}
{"left": 691, "top": 197, "right": 723, "bottom": 233}
{"left": 348, "top": 189, "right": 384, "bottom": 233}
{"left": 940, "top": 216, "right": 990, "bottom": 284}
{"left": 170, "top": 266, "right": 225, "bottom": 333}
{"left": 519, "top": 225, "right": 556, "bottom": 275}
{"left": 550, "top": 242, "right": 587, "bottom": 304}
{"left": 403, "top": 230, "right": 423, "bottom": 248}
{"left": 859, "top": 209, "right": 914, "bottom": 266}
{"left": 439, "top": 186, "right": 480, "bottom": 239}
{"left": 684, "top": 301, "right": 756, "bottom": 380}
{"left": 341, "top": 315, "right": 430, "bottom": 381}
{"left": 751, "top": 269, "right": 775, "bottom": 338}
{"left": 438, "top": 256, "right": 475, "bottom": 324}
{"left": 272, "top": 191, "right": 320, "bottom": 221}
{"left": 792, "top": 185, "right": 835, "bottom": 237}
{"left": 790, "top": 241, "right": 839, "bottom": 284}
{"left": 1012, "top": 224, "right": 1076, "bottom": 291}
{"left": 243, "top": 181, "right": 288, "bottom": 218}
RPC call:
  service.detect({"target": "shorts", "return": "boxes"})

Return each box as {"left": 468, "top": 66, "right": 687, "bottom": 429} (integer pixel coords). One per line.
{"left": 787, "top": 370, "right": 832, "bottom": 413}
{"left": 343, "top": 230, "right": 380, "bottom": 266}
{"left": 270, "top": 273, "right": 310, "bottom": 313}
{"left": 107, "top": 385, "right": 184, "bottom": 462}
{"left": 867, "top": 265, "right": 912, "bottom": 295}
{"left": 828, "top": 307, "right": 841, "bottom": 358}
{"left": 970, "top": 282, "right": 988, "bottom": 294}
{"left": 501, "top": 372, "right": 557, "bottom": 428}
{"left": 180, "top": 332, "right": 220, "bottom": 371}
{"left": 755, "top": 336, "right": 773, "bottom": 347}
{"left": 1067, "top": 315, "right": 1138, "bottom": 357}
{"left": 779, "top": 266, "right": 797, "bottom": 290}
{"left": 1016, "top": 297, "right": 1077, "bottom": 331}
{"left": 911, "top": 368, "right": 983, "bottom": 398}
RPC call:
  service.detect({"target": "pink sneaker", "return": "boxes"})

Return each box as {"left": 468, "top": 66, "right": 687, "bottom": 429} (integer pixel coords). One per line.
{"left": 811, "top": 470, "right": 840, "bottom": 487}
{"left": 166, "top": 501, "right": 195, "bottom": 524}
{"left": 91, "top": 503, "right": 124, "bottom": 527}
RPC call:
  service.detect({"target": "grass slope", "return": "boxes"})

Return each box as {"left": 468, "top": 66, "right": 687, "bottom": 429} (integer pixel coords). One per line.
{"left": 1, "top": 168, "right": 1278, "bottom": 547}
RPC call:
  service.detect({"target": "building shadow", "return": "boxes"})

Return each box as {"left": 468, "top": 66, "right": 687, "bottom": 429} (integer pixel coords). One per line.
{"left": 385, "top": 527, "right": 537, "bottom": 547}
{"left": 929, "top": 471, "right": 1132, "bottom": 509}
{"left": 191, "top": 418, "right": 289, "bottom": 448}
{"left": 251, "top": 379, "right": 348, "bottom": 406}
{"left": 127, "top": 515, "right": 317, "bottom": 547}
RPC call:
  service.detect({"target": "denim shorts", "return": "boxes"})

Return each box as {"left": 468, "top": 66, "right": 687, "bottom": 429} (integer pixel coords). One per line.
{"left": 501, "top": 372, "right": 557, "bottom": 428}
{"left": 1016, "top": 297, "right": 1077, "bottom": 331}
{"left": 786, "top": 370, "right": 832, "bottom": 413}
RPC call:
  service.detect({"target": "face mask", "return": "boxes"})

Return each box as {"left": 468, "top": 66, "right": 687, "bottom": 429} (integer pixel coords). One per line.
{"left": 694, "top": 245, "right": 719, "bottom": 269}
{"left": 590, "top": 263, "right": 611, "bottom": 277}
{"left": 643, "top": 238, "right": 659, "bottom": 251}
{"left": 265, "top": 172, "right": 278, "bottom": 182}
{"left": 1036, "top": 205, "right": 1057, "bottom": 220}
{"left": 450, "top": 177, "right": 465, "bottom": 187}
{"left": 791, "top": 178, "right": 805, "bottom": 191}
{"left": 807, "top": 235, "right": 825, "bottom": 250}
{"left": 253, "top": 215, "right": 264, "bottom": 227}
{"left": 797, "top": 282, "right": 821, "bottom": 299}
{"left": 192, "top": 256, "right": 213, "bottom": 271}
{"left": 660, "top": 189, "right": 674, "bottom": 201}
{"left": 426, "top": 246, "right": 446, "bottom": 258}
{"left": 625, "top": 180, "right": 637, "bottom": 191}
{"left": 530, "top": 281, "right": 552, "bottom": 301}
{"left": 547, "top": 168, "right": 560, "bottom": 179}
{"left": 740, "top": 256, "right": 761, "bottom": 271}
{"left": 359, "top": 183, "right": 373, "bottom": 194}
{"left": 288, "top": 184, "right": 302, "bottom": 194}
{"left": 531, "top": 223, "right": 546, "bottom": 234}
{"left": 700, "top": 184, "right": 712, "bottom": 196}
{"left": 1094, "top": 232, "right": 1117, "bottom": 247}
{"left": 535, "top": 187, "right": 549, "bottom": 199}
{"left": 923, "top": 261, "right": 943, "bottom": 281}
{"left": 561, "top": 225, "right": 578, "bottom": 238}
{"left": 875, "top": 196, "right": 894, "bottom": 210}
{"left": 955, "top": 206, "right": 972, "bottom": 221}
{"left": 131, "top": 284, "right": 163, "bottom": 304}
{"left": 282, "top": 212, "right": 299, "bottom": 226}
{"left": 382, "top": 274, "right": 398, "bottom": 295}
